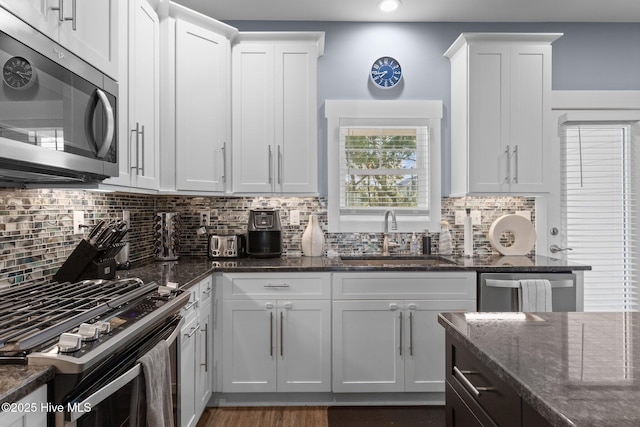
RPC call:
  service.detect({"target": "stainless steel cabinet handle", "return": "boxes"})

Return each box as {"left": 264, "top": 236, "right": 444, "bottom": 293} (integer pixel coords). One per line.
{"left": 131, "top": 122, "right": 141, "bottom": 174}
{"left": 409, "top": 312, "right": 414, "bottom": 356}
{"left": 49, "top": 0, "right": 64, "bottom": 22}
{"left": 184, "top": 299, "right": 198, "bottom": 311}
{"left": 264, "top": 284, "right": 290, "bottom": 288}
{"left": 504, "top": 145, "right": 510, "bottom": 183}
{"left": 453, "top": 366, "right": 496, "bottom": 397}
{"left": 277, "top": 145, "right": 282, "bottom": 185}
{"left": 222, "top": 142, "right": 227, "bottom": 183}
{"left": 51, "top": 0, "right": 77, "bottom": 29}
{"left": 399, "top": 312, "right": 403, "bottom": 356}
{"left": 269, "top": 311, "right": 274, "bottom": 356}
{"left": 201, "top": 323, "right": 208, "bottom": 372}
{"left": 268, "top": 145, "right": 273, "bottom": 183}
{"left": 185, "top": 323, "right": 200, "bottom": 338}
{"left": 512, "top": 145, "right": 519, "bottom": 183}
{"left": 140, "top": 124, "right": 145, "bottom": 176}
{"left": 280, "top": 311, "right": 284, "bottom": 357}
{"left": 202, "top": 287, "right": 212, "bottom": 295}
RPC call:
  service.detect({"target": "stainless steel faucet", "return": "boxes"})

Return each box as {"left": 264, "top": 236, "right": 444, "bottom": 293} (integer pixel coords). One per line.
{"left": 382, "top": 210, "right": 398, "bottom": 255}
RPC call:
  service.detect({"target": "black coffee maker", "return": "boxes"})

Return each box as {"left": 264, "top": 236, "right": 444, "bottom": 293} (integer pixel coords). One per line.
{"left": 247, "top": 209, "right": 282, "bottom": 258}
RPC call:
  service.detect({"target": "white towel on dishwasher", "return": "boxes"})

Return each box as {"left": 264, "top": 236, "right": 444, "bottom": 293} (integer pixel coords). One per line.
{"left": 519, "top": 279, "right": 552, "bottom": 312}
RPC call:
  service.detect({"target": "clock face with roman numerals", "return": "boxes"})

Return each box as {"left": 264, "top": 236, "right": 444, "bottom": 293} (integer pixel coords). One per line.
{"left": 370, "top": 56, "right": 402, "bottom": 89}
{"left": 3, "top": 56, "right": 35, "bottom": 90}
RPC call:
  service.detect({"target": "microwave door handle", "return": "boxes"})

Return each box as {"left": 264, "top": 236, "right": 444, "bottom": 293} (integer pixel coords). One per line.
{"left": 93, "top": 89, "right": 115, "bottom": 159}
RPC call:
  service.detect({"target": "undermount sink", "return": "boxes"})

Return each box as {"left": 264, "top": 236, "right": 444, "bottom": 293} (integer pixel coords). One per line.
{"left": 339, "top": 255, "right": 457, "bottom": 266}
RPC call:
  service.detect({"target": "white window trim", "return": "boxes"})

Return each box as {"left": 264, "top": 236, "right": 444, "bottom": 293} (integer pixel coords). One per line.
{"left": 325, "top": 100, "right": 442, "bottom": 233}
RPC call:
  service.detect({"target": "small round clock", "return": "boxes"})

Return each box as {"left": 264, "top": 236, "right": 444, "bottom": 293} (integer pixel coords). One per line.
{"left": 3, "top": 56, "right": 36, "bottom": 90}
{"left": 370, "top": 56, "right": 402, "bottom": 89}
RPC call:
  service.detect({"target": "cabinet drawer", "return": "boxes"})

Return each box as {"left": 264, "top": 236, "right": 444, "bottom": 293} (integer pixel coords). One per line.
{"left": 446, "top": 334, "right": 520, "bottom": 427}
{"left": 222, "top": 273, "right": 331, "bottom": 299}
{"left": 333, "top": 272, "right": 476, "bottom": 300}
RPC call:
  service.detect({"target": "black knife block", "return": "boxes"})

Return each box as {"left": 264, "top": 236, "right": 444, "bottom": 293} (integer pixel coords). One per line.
{"left": 54, "top": 239, "right": 123, "bottom": 283}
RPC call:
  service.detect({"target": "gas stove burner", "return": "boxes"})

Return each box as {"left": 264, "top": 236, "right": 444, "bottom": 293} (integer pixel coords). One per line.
{"left": 0, "top": 277, "right": 155, "bottom": 357}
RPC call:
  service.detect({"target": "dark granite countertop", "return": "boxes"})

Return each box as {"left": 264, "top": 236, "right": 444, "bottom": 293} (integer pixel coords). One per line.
{"left": 116, "top": 254, "right": 590, "bottom": 289}
{"left": 438, "top": 312, "right": 640, "bottom": 427}
{"left": 0, "top": 365, "right": 54, "bottom": 405}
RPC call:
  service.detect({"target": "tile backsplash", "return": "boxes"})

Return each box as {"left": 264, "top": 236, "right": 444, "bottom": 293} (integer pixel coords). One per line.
{"left": 0, "top": 189, "right": 535, "bottom": 287}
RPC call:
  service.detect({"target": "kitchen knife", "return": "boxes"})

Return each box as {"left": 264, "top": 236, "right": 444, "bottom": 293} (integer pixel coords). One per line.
{"left": 87, "top": 220, "right": 105, "bottom": 245}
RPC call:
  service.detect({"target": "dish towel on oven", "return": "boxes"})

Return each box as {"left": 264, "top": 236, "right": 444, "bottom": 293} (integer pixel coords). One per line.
{"left": 519, "top": 279, "right": 552, "bottom": 312}
{"left": 138, "top": 339, "right": 174, "bottom": 427}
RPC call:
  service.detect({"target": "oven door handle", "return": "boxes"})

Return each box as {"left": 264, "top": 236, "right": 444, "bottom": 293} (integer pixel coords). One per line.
{"left": 67, "top": 317, "right": 184, "bottom": 424}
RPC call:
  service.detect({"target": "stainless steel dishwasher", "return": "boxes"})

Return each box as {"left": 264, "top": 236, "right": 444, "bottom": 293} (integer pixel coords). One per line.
{"left": 478, "top": 272, "right": 582, "bottom": 312}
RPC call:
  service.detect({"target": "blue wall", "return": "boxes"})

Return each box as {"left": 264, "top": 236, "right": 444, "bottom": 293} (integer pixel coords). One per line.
{"left": 227, "top": 21, "right": 640, "bottom": 194}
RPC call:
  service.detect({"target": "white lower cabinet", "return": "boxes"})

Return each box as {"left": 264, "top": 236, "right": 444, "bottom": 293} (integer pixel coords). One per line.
{"left": 221, "top": 273, "right": 331, "bottom": 393}
{"left": 332, "top": 272, "right": 476, "bottom": 393}
{"left": 179, "top": 275, "right": 213, "bottom": 427}
{"left": 0, "top": 384, "right": 47, "bottom": 427}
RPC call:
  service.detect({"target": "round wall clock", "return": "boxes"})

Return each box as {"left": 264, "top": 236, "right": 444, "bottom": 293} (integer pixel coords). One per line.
{"left": 370, "top": 56, "right": 402, "bottom": 89}
{"left": 3, "top": 56, "right": 36, "bottom": 90}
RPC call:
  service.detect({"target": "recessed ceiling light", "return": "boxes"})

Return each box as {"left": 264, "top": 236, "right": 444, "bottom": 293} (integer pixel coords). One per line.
{"left": 378, "top": 0, "right": 401, "bottom": 13}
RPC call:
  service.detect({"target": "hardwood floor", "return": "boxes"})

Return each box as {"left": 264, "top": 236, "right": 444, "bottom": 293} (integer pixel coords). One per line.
{"left": 196, "top": 406, "right": 329, "bottom": 427}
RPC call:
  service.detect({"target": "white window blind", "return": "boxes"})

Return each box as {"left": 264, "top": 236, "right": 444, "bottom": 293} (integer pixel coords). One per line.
{"left": 339, "top": 126, "right": 429, "bottom": 215}
{"left": 561, "top": 124, "right": 638, "bottom": 311}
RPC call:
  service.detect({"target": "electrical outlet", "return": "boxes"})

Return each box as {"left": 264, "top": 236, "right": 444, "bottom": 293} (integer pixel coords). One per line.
{"left": 516, "top": 210, "right": 532, "bottom": 221}
{"left": 200, "top": 211, "right": 210, "bottom": 227}
{"left": 454, "top": 211, "right": 465, "bottom": 225}
{"left": 73, "top": 211, "right": 84, "bottom": 234}
{"left": 471, "top": 210, "right": 481, "bottom": 225}
{"left": 290, "top": 210, "right": 300, "bottom": 226}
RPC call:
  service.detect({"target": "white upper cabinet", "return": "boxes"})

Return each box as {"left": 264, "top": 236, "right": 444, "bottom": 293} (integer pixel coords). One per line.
{"left": 232, "top": 33, "right": 324, "bottom": 194}
{"left": 445, "top": 33, "right": 562, "bottom": 196}
{"left": 103, "top": 0, "right": 159, "bottom": 190}
{"left": 159, "top": 3, "right": 236, "bottom": 193}
{"left": 174, "top": 19, "right": 230, "bottom": 192}
{"left": 0, "top": 0, "right": 119, "bottom": 78}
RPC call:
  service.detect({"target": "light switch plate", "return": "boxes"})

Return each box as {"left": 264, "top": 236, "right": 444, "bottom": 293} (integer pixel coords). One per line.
{"left": 454, "top": 211, "right": 465, "bottom": 225}
{"left": 73, "top": 211, "right": 84, "bottom": 234}
{"left": 290, "top": 210, "right": 300, "bottom": 226}
{"left": 122, "top": 210, "right": 130, "bottom": 224}
{"left": 516, "top": 211, "right": 532, "bottom": 221}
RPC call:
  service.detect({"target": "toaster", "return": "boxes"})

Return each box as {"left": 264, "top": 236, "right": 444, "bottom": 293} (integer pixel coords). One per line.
{"left": 208, "top": 234, "right": 246, "bottom": 258}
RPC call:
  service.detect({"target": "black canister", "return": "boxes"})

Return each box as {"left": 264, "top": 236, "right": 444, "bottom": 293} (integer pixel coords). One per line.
{"left": 422, "top": 235, "right": 432, "bottom": 255}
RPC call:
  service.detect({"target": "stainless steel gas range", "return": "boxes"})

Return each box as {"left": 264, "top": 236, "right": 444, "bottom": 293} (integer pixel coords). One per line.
{"left": 0, "top": 277, "right": 189, "bottom": 427}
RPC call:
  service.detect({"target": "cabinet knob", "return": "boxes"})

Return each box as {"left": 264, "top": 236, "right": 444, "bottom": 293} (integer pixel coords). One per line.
{"left": 389, "top": 303, "right": 399, "bottom": 310}
{"left": 283, "top": 302, "right": 293, "bottom": 309}
{"left": 265, "top": 302, "right": 274, "bottom": 309}
{"left": 408, "top": 303, "right": 417, "bottom": 310}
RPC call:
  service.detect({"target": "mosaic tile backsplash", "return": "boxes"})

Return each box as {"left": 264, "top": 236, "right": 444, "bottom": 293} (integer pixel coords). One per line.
{"left": 0, "top": 189, "right": 535, "bottom": 287}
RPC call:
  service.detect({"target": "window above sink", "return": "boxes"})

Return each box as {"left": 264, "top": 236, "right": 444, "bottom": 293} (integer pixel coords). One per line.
{"left": 325, "top": 100, "right": 442, "bottom": 233}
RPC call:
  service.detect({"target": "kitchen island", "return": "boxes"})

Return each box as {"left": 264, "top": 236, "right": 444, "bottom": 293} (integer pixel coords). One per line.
{"left": 438, "top": 311, "right": 640, "bottom": 427}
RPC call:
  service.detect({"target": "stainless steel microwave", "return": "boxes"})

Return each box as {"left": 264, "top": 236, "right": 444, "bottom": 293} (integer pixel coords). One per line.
{"left": 0, "top": 7, "right": 118, "bottom": 186}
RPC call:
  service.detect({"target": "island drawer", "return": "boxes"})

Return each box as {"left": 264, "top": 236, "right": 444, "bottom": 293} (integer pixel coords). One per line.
{"left": 333, "top": 272, "right": 476, "bottom": 300}
{"left": 446, "top": 334, "right": 521, "bottom": 427}
{"left": 222, "top": 272, "right": 331, "bottom": 299}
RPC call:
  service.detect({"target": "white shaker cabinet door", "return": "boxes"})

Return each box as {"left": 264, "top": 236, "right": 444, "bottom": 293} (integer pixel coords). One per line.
{"left": 332, "top": 300, "right": 405, "bottom": 393}
{"left": 175, "top": 19, "right": 229, "bottom": 192}
{"left": 57, "top": 0, "right": 119, "bottom": 79}
{"left": 222, "top": 299, "right": 277, "bottom": 392}
{"left": 275, "top": 43, "right": 318, "bottom": 194}
{"left": 0, "top": 0, "right": 55, "bottom": 36}
{"left": 276, "top": 300, "right": 331, "bottom": 392}
{"left": 403, "top": 300, "right": 476, "bottom": 392}
{"left": 232, "top": 43, "right": 276, "bottom": 193}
